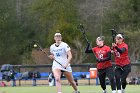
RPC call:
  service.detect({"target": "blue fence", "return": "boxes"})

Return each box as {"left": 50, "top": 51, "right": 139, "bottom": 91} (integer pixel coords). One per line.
{"left": 0, "top": 64, "right": 99, "bottom": 86}
{"left": 1, "top": 63, "right": 139, "bottom": 86}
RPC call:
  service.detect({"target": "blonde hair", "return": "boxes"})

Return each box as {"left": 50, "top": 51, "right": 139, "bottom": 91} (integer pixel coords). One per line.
{"left": 96, "top": 36, "right": 105, "bottom": 41}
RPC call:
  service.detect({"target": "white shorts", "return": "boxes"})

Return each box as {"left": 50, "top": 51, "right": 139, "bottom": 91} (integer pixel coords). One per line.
{"left": 52, "top": 61, "right": 72, "bottom": 72}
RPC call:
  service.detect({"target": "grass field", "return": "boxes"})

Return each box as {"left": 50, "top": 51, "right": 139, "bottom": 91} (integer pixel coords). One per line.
{"left": 0, "top": 85, "right": 139, "bottom": 93}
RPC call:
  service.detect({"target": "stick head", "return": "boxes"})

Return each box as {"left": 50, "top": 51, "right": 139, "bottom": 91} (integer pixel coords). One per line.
{"left": 110, "top": 29, "right": 117, "bottom": 42}
{"left": 32, "top": 40, "right": 37, "bottom": 44}
{"left": 77, "top": 24, "right": 85, "bottom": 34}
{"left": 31, "top": 40, "right": 39, "bottom": 48}
{"left": 110, "top": 29, "right": 117, "bottom": 36}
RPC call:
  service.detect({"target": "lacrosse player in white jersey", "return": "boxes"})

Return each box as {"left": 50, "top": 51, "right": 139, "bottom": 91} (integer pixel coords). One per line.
{"left": 49, "top": 32, "right": 80, "bottom": 93}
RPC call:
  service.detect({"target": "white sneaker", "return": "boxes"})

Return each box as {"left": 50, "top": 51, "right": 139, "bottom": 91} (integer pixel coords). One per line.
{"left": 112, "top": 90, "right": 116, "bottom": 93}
{"left": 103, "top": 89, "right": 107, "bottom": 93}
{"left": 122, "top": 89, "right": 125, "bottom": 93}
{"left": 73, "top": 91, "right": 80, "bottom": 93}
{"left": 118, "top": 90, "right": 122, "bottom": 93}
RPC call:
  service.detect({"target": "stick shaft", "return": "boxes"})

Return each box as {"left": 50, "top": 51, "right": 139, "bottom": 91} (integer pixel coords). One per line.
{"left": 83, "top": 33, "right": 89, "bottom": 43}
{"left": 36, "top": 44, "right": 64, "bottom": 67}
{"left": 79, "top": 25, "right": 89, "bottom": 43}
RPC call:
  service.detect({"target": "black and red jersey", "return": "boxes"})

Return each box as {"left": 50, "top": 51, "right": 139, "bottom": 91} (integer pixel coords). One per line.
{"left": 113, "top": 42, "right": 130, "bottom": 67}
{"left": 92, "top": 45, "right": 112, "bottom": 69}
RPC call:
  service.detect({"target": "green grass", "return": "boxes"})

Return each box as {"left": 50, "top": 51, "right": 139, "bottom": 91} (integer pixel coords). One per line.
{"left": 0, "top": 85, "right": 140, "bottom": 93}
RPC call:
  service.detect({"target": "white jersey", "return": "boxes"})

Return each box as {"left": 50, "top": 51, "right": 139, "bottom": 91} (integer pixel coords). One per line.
{"left": 50, "top": 42, "right": 72, "bottom": 72}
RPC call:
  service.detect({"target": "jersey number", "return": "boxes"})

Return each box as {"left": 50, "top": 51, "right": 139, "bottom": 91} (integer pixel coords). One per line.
{"left": 98, "top": 54, "right": 103, "bottom": 59}
{"left": 115, "top": 51, "right": 120, "bottom": 57}
{"left": 56, "top": 53, "right": 60, "bottom": 57}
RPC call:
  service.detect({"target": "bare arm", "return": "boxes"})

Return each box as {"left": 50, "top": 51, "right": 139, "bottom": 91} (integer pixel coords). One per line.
{"left": 48, "top": 53, "right": 55, "bottom": 60}
{"left": 65, "top": 50, "right": 72, "bottom": 67}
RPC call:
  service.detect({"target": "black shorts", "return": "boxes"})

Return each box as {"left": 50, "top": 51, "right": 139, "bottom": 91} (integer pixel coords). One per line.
{"left": 98, "top": 66, "right": 114, "bottom": 77}
{"left": 115, "top": 64, "right": 131, "bottom": 72}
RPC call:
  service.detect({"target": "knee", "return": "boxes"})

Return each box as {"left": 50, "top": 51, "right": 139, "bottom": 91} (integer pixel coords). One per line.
{"left": 55, "top": 77, "right": 60, "bottom": 82}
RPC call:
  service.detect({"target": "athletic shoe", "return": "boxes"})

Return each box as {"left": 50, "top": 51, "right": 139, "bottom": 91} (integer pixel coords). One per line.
{"left": 73, "top": 91, "right": 80, "bottom": 93}
{"left": 118, "top": 90, "right": 122, "bottom": 93}
{"left": 122, "top": 89, "right": 125, "bottom": 93}
{"left": 112, "top": 90, "right": 116, "bottom": 93}
{"left": 103, "top": 89, "right": 107, "bottom": 93}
